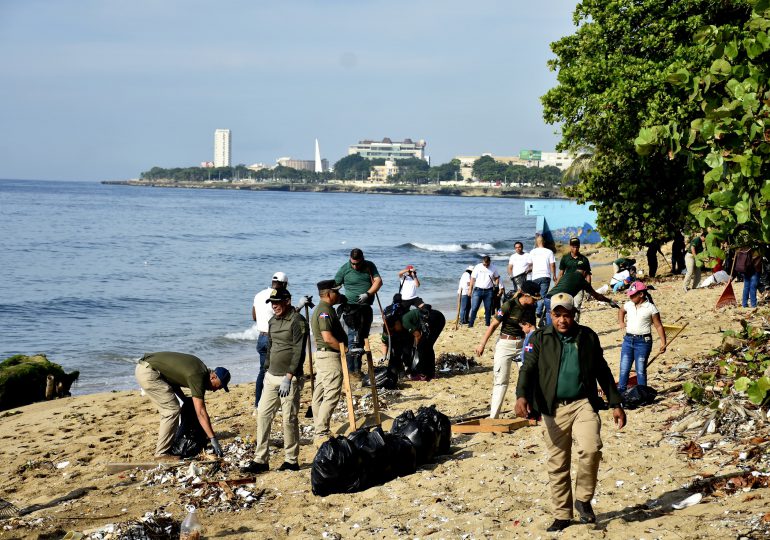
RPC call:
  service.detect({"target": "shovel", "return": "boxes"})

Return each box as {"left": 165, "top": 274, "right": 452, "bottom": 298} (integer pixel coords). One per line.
{"left": 336, "top": 341, "right": 392, "bottom": 434}
{"left": 304, "top": 304, "right": 315, "bottom": 418}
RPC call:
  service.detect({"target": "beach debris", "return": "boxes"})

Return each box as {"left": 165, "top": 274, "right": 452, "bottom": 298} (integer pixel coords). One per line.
{"left": 436, "top": 353, "right": 478, "bottom": 374}
{"left": 671, "top": 492, "right": 702, "bottom": 510}
{"left": 79, "top": 508, "right": 179, "bottom": 539}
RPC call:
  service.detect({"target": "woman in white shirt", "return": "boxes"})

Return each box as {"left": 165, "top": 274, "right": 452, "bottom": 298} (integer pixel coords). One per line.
{"left": 617, "top": 281, "right": 667, "bottom": 392}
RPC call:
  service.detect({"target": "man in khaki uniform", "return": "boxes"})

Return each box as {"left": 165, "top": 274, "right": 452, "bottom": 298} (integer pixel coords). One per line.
{"left": 309, "top": 279, "right": 347, "bottom": 445}
{"left": 135, "top": 351, "right": 230, "bottom": 459}
{"left": 241, "top": 288, "right": 307, "bottom": 474}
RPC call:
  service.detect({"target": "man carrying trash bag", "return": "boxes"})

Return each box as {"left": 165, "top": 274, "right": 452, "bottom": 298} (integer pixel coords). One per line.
{"left": 382, "top": 305, "right": 445, "bottom": 382}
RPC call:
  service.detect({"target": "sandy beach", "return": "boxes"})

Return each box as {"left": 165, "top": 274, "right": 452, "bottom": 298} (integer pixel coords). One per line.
{"left": 1, "top": 245, "right": 768, "bottom": 539}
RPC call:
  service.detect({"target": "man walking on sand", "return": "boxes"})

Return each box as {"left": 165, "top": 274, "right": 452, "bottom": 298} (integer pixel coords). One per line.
{"left": 241, "top": 288, "right": 308, "bottom": 474}
{"left": 507, "top": 241, "right": 532, "bottom": 292}
{"left": 530, "top": 234, "right": 556, "bottom": 322}
{"left": 556, "top": 237, "right": 592, "bottom": 314}
{"left": 135, "top": 351, "right": 230, "bottom": 460}
{"left": 252, "top": 271, "right": 289, "bottom": 410}
{"left": 515, "top": 293, "right": 626, "bottom": 532}
{"left": 309, "top": 279, "right": 346, "bottom": 445}
{"left": 468, "top": 255, "right": 501, "bottom": 327}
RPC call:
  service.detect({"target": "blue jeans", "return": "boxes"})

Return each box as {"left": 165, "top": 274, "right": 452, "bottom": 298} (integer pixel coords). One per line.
{"left": 459, "top": 293, "right": 471, "bottom": 324}
{"left": 468, "top": 287, "right": 493, "bottom": 327}
{"left": 617, "top": 333, "right": 653, "bottom": 392}
{"left": 742, "top": 272, "right": 759, "bottom": 307}
{"left": 254, "top": 333, "right": 269, "bottom": 408}
{"left": 533, "top": 277, "right": 551, "bottom": 318}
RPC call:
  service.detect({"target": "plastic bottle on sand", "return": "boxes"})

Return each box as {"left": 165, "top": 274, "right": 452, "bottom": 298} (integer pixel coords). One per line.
{"left": 180, "top": 507, "right": 203, "bottom": 540}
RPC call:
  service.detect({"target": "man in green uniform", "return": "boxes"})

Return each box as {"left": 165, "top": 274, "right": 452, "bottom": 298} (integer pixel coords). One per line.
{"left": 545, "top": 260, "right": 618, "bottom": 324}
{"left": 515, "top": 293, "right": 626, "bottom": 532}
{"left": 135, "top": 351, "right": 230, "bottom": 459}
{"left": 556, "top": 237, "right": 592, "bottom": 315}
{"left": 383, "top": 306, "right": 445, "bottom": 381}
{"left": 683, "top": 230, "right": 706, "bottom": 291}
{"left": 241, "top": 288, "right": 308, "bottom": 474}
{"left": 334, "top": 248, "right": 383, "bottom": 379}
{"left": 309, "top": 279, "right": 347, "bottom": 445}
{"left": 474, "top": 281, "right": 540, "bottom": 418}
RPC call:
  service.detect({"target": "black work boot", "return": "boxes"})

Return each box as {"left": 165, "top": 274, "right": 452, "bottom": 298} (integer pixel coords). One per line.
{"left": 574, "top": 500, "right": 596, "bottom": 523}
{"left": 546, "top": 518, "right": 571, "bottom": 532}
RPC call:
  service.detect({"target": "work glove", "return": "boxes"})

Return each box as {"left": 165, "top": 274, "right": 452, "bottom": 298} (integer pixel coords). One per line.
{"left": 356, "top": 292, "right": 370, "bottom": 304}
{"left": 209, "top": 437, "right": 224, "bottom": 457}
{"left": 278, "top": 376, "right": 292, "bottom": 397}
{"left": 297, "top": 295, "right": 314, "bottom": 310}
{"left": 609, "top": 300, "right": 620, "bottom": 309}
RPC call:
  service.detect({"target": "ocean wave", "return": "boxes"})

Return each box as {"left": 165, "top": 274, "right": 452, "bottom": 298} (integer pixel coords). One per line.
{"left": 403, "top": 242, "right": 496, "bottom": 253}
{"left": 224, "top": 324, "right": 261, "bottom": 341}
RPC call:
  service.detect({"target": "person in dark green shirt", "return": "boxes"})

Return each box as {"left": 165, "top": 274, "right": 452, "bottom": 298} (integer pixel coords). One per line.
{"left": 515, "top": 293, "right": 625, "bottom": 532}
{"left": 683, "top": 231, "right": 706, "bottom": 291}
{"left": 544, "top": 260, "right": 618, "bottom": 325}
{"left": 474, "top": 281, "right": 539, "bottom": 418}
{"left": 135, "top": 351, "right": 230, "bottom": 459}
{"left": 382, "top": 305, "right": 445, "bottom": 381}
{"left": 334, "top": 248, "right": 383, "bottom": 379}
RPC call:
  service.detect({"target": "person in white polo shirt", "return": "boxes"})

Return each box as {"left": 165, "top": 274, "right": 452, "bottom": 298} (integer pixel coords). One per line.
{"left": 507, "top": 241, "right": 532, "bottom": 292}
{"left": 616, "top": 281, "right": 667, "bottom": 393}
{"left": 468, "top": 255, "right": 501, "bottom": 327}
{"left": 529, "top": 235, "right": 556, "bottom": 322}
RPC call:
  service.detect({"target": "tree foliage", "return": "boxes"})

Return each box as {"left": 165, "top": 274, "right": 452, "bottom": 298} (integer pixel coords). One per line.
{"left": 542, "top": 0, "right": 749, "bottom": 248}
{"left": 638, "top": 0, "right": 770, "bottom": 255}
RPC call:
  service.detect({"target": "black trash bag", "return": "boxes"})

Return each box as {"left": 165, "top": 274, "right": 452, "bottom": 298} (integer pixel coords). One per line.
{"left": 417, "top": 404, "right": 452, "bottom": 455}
{"left": 390, "top": 409, "right": 438, "bottom": 465}
{"left": 311, "top": 436, "right": 364, "bottom": 496}
{"left": 348, "top": 426, "right": 392, "bottom": 487}
{"left": 622, "top": 384, "right": 658, "bottom": 409}
{"left": 361, "top": 366, "right": 398, "bottom": 390}
{"left": 170, "top": 397, "right": 208, "bottom": 458}
{"left": 383, "top": 433, "right": 417, "bottom": 477}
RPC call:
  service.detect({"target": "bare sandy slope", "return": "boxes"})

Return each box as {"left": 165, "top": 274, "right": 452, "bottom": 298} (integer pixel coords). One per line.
{"left": 1, "top": 245, "right": 767, "bottom": 539}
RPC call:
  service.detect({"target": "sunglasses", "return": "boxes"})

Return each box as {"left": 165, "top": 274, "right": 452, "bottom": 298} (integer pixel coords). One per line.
{"left": 350, "top": 259, "right": 364, "bottom": 267}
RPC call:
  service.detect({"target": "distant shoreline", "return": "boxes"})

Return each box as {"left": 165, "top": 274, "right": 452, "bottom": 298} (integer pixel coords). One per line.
{"left": 102, "top": 179, "right": 568, "bottom": 199}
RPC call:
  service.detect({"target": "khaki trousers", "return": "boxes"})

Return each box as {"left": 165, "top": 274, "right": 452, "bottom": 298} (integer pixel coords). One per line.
{"left": 573, "top": 289, "right": 586, "bottom": 323}
{"left": 683, "top": 252, "right": 701, "bottom": 290}
{"left": 542, "top": 398, "right": 603, "bottom": 520}
{"left": 490, "top": 338, "right": 522, "bottom": 419}
{"left": 255, "top": 372, "right": 303, "bottom": 465}
{"left": 135, "top": 361, "right": 181, "bottom": 456}
{"left": 312, "top": 350, "right": 343, "bottom": 437}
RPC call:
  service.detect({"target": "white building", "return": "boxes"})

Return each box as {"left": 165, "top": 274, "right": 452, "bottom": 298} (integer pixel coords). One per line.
{"left": 540, "top": 152, "right": 575, "bottom": 171}
{"left": 214, "top": 129, "right": 231, "bottom": 167}
{"left": 349, "top": 137, "right": 427, "bottom": 161}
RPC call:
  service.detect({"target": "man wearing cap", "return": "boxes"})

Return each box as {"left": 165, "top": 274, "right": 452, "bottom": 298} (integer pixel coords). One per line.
{"left": 515, "top": 293, "right": 626, "bottom": 532}
{"left": 135, "top": 351, "right": 230, "bottom": 459}
{"left": 309, "top": 279, "right": 347, "bottom": 444}
{"left": 334, "top": 248, "right": 383, "bottom": 379}
{"left": 251, "top": 272, "right": 289, "bottom": 409}
{"left": 382, "top": 305, "right": 445, "bottom": 381}
{"left": 507, "top": 241, "right": 533, "bottom": 292}
{"left": 557, "top": 237, "right": 592, "bottom": 314}
{"left": 397, "top": 265, "right": 424, "bottom": 309}
{"left": 530, "top": 234, "right": 557, "bottom": 322}
{"left": 544, "top": 260, "right": 618, "bottom": 325}
{"left": 475, "top": 281, "right": 540, "bottom": 418}
{"left": 457, "top": 265, "right": 474, "bottom": 325}
{"left": 242, "top": 288, "right": 308, "bottom": 474}
{"left": 468, "top": 255, "right": 502, "bottom": 328}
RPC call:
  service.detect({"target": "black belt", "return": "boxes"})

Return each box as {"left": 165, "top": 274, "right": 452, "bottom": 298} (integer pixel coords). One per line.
{"left": 317, "top": 347, "right": 338, "bottom": 352}
{"left": 499, "top": 333, "right": 523, "bottom": 341}
{"left": 625, "top": 333, "right": 652, "bottom": 338}
{"left": 556, "top": 396, "right": 585, "bottom": 406}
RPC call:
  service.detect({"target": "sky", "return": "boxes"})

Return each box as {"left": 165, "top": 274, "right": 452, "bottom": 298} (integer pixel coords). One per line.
{"left": 0, "top": 0, "right": 578, "bottom": 181}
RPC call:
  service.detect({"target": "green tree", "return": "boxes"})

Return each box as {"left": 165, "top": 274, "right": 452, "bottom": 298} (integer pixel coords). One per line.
{"left": 542, "top": 0, "right": 749, "bottom": 248}
{"left": 471, "top": 155, "right": 507, "bottom": 181}
{"left": 639, "top": 0, "right": 770, "bottom": 255}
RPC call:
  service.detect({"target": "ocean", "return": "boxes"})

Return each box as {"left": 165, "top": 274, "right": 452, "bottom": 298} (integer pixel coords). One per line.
{"left": 0, "top": 179, "right": 543, "bottom": 395}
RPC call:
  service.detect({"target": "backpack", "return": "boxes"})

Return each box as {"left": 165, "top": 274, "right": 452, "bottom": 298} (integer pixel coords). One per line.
{"left": 734, "top": 249, "right": 753, "bottom": 275}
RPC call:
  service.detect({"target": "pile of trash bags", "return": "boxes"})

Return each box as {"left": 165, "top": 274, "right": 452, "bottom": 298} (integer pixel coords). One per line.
{"left": 311, "top": 405, "right": 451, "bottom": 496}
{"left": 621, "top": 384, "right": 658, "bottom": 409}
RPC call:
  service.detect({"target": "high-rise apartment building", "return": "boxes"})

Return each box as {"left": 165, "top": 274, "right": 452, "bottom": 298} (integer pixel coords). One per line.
{"left": 214, "top": 129, "right": 231, "bottom": 167}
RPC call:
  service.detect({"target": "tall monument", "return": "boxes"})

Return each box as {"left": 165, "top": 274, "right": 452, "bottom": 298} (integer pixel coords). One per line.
{"left": 314, "top": 139, "right": 323, "bottom": 173}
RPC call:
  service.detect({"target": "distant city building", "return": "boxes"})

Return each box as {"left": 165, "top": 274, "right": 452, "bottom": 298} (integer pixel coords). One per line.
{"left": 369, "top": 159, "right": 400, "bottom": 182}
{"left": 214, "top": 129, "right": 231, "bottom": 167}
{"left": 454, "top": 154, "right": 531, "bottom": 181}
{"left": 276, "top": 157, "right": 329, "bottom": 172}
{"left": 246, "top": 163, "right": 269, "bottom": 172}
{"left": 540, "top": 152, "right": 575, "bottom": 171}
{"left": 201, "top": 161, "right": 214, "bottom": 168}
{"left": 349, "top": 137, "right": 427, "bottom": 161}
{"left": 454, "top": 151, "right": 576, "bottom": 180}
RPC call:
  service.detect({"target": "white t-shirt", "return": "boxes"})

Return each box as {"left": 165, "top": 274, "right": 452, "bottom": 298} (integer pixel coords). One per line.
{"left": 458, "top": 272, "right": 472, "bottom": 294}
{"left": 253, "top": 287, "right": 274, "bottom": 333}
{"left": 624, "top": 300, "right": 660, "bottom": 335}
{"left": 400, "top": 275, "right": 418, "bottom": 300}
{"left": 508, "top": 252, "right": 532, "bottom": 277}
{"left": 530, "top": 247, "right": 555, "bottom": 280}
{"left": 471, "top": 263, "right": 500, "bottom": 289}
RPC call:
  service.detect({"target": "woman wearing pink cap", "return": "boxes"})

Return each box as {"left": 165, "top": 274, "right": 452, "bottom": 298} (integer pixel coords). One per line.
{"left": 617, "top": 281, "right": 667, "bottom": 392}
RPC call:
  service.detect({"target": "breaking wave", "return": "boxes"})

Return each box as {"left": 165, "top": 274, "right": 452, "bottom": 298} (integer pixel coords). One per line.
{"left": 404, "top": 242, "right": 496, "bottom": 253}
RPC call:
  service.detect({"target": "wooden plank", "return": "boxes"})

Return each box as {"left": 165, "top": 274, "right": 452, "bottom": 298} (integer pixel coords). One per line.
{"left": 451, "top": 417, "right": 531, "bottom": 434}
{"left": 218, "top": 481, "right": 235, "bottom": 501}
{"left": 363, "top": 339, "right": 381, "bottom": 425}
{"left": 203, "top": 477, "right": 256, "bottom": 486}
{"left": 338, "top": 343, "right": 358, "bottom": 432}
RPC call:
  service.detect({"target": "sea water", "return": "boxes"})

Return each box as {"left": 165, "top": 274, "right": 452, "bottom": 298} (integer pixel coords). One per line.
{"left": 0, "top": 179, "right": 541, "bottom": 395}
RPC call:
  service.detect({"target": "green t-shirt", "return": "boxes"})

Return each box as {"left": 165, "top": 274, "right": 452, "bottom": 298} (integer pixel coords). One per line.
{"left": 400, "top": 309, "right": 422, "bottom": 333}
{"left": 689, "top": 236, "right": 704, "bottom": 254}
{"left": 495, "top": 296, "right": 531, "bottom": 338}
{"left": 555, "top": 332, "right": 584, "bottom": 400}
{"left": 144, "top": 351, "right": 209, "bottom": 399}
{"left": 547, "top": 271, "right": 589, "bottom": 298}
{"left": 559, "top": 253, "right": 591, "bottom": 275}
{"left": 334, "top": 260, "right": 381, "bottom": 303}
{"left": 310, "top": 300, "right": 346, "bottom": 349}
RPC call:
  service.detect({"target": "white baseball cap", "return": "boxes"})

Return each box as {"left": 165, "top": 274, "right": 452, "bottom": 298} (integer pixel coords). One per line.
{"left": 550, "top": 292, "right": 575, "bottom": 312}
{"left": 271, "top": 271, "right": 288, "bottom": 284}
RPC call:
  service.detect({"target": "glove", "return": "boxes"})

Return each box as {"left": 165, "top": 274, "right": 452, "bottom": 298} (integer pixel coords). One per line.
{"left": 297, "top": 295, "right": 314, "bottom": 310}
{"left": 278, "top": 376, "right": 292, "bottom": 397}
{"left": 210, "top": 437, "right": 224, "bottom": 457}
{"left": 356, "top": 292, "right": 370, "bottom": 304}
{"left": 609, "top": 300, "right": 620, "bottom": 309}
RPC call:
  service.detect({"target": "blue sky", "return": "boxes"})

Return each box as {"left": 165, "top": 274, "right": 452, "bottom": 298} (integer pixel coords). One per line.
{"left": 0, "top": 0, "right": 577, "bottom": 181}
